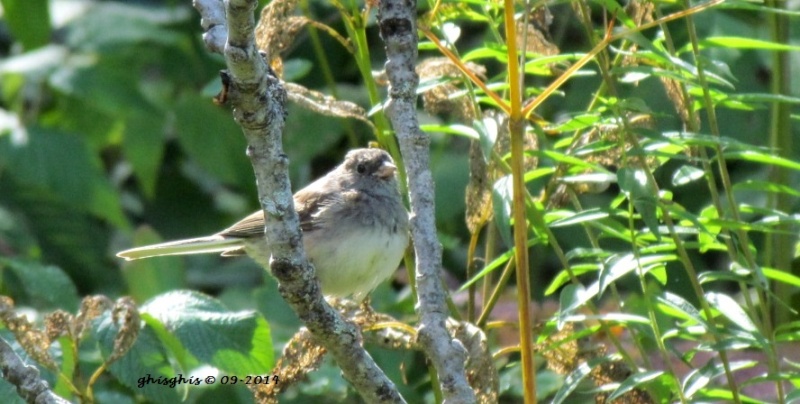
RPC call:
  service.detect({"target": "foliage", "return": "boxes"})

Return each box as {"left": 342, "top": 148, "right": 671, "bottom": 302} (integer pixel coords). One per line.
{"left": 0, "top": 0, "right": 799, "bottom": 403}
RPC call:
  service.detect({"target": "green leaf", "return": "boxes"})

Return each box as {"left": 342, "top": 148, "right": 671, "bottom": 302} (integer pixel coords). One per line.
{"left": 683, "top": 359, "right": 757, "bottom": 397}
{"left": 548, "top": 208, "right": 612, "bottom": 228}
{"left": 0, "top": 0, "right": 51, "bottom": 50}
{"left": 53, "top": 336, "right": 77, "bottom": 398}
{"left": 541, "top": 149, "right": 608, "bottom": 172}
{"left": 123, "top": 112, "right": 166, "bottom": 198}
{"left": 0, "top": 371, "right": 28, "bottom": 404}
{"left": 598, "top": 253, "right": 676, "bottom": 298}
{"left": 140, "top": 313, "right": 200, "bottom": 380}
{"left": 121, "top": 227, "right": 186, "bottom": 302}
{"left": 64, "top": 2, "right": 189, "bottom": 51}
{"left": 95, "top": 311, "right": 181, "bottom": 404}
{"left": 672, "top": 165, "right": 705, "bottom": 186}
{"left": 656, "top": 292, "right": 706, "bottom": 328}
{"left": 141, "top": 291, "right": 273, "bottom": 375}
{"left": 0, "top": 258, "right": 79, "bottom": 310}
{"left": 547, "top": 113, "right": 600, "bottom": 133}
{"left": 474, "top": 117, "right": 498, "bottom": 162}
{"left": 492, "top": 175, "right": 514, "bottom": 248}
{"left": 723, "top": 150, "right": 800, "bottom": 171}
{"left": 762, "top": 267, "right": 800, "bottom": 288}
{"left": 544, "top": 264, "right": 600, "bottom": 296}
{"left": 617, "top": 167, "right": 661, "bottom": 240}
{"left": 733, "top": 180, "right": 800, "bottom": 197}
{"left": 174, "top": 95, "right": 252, "bottom": 189}
{"left": 421, "top": 124, "right": 478, "bottom": 139}
{"left": 551, "top": 354, "right": 620, "bottom": 404}
{"left": 0, "top": 124, "right": 127, "bottom": 224}
{"left": 705, "top": 292, "right": 758, "bottom": 333}
{"left": 607, "top": 371, "right": 665, "bottom": 402}
{"left": 698, "top": 36, "right": 800, "bottom": 51}
{"left": 460, "top": 237, "right": 538, "bottom": 291}
{"left": 557, "top": 284, "right": 593, "bottom": 328}
{"left": 49, "top": 60, "right": 160, "bottom": 117}
{"left": 0, "top": 178, "right": 119, "bottom": 290}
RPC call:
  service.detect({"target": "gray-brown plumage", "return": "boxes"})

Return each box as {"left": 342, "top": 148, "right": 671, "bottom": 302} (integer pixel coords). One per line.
{"left": 118, "top": 148, "right": 409, "bottom": 300}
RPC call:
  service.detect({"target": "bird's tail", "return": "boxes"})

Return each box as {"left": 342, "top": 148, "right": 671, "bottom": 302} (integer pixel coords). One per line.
{"left": 117, "top": 235, "right": 244, "bottom": 261}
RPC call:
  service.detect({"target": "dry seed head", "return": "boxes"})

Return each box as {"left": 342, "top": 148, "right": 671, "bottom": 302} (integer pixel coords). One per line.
{"left": 75, "top": 295, "right": 113, "bottom": 340}
{"left": 108, "top": 297, "right": 140, "bottom": 363}
{"left": 250, "top": 328, "right": 325, "bottom": 403}
{"left": 2, "top": 308, "right": 57, "bottom": 370}
{"left": 45, "top": 310, "right": 75, "bottom": 341}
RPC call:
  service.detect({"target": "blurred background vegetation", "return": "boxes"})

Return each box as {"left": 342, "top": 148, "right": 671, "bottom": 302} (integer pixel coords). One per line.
{"left": 0, "top": 0, "right": 799, "bottom": 402}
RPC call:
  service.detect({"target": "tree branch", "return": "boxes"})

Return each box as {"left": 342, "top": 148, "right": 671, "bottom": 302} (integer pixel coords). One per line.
{"left": 0, "top": 336, "right": 69, "bottom": 404}
{"left": 376, "top": 1, "right": 477, "bottom": 402}
{"left": 191, "top": 1, "right": 404, "bottom": 402}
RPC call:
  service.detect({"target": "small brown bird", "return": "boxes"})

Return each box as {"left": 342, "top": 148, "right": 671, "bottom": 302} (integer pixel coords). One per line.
{"left": 118, "top": 148, "right": 409, "bottom": 300}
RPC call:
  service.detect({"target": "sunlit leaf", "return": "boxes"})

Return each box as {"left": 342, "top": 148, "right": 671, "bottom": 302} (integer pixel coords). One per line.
{"left": 698, "top": 36, "right": 800, "bottom": 51}
{"left": 607, "top": 371, "right": 665, "bottom": 402}
{"left": 672, "top": 165, "right": 705, "bottom": 186}
{"left": 724, "top": 150, "right": 800, "bottom": 171}
{"left": 705, "top": 292, "right": 758, "bottom": 333}
{"left": 0, "top": 0, "right": 51, "bottom": 50}
{"left": 617, "top": 167, "right": 661, "bottom": 240}
{"left": 492, "top": 175, "right": 514, "bottom": 248}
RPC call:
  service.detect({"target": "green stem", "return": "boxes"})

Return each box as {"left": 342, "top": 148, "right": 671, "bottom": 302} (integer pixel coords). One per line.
{"left": 764, "top": 0, "right": 793, "bottom": 327}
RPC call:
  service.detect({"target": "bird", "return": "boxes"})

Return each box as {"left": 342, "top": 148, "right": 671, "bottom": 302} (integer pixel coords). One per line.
{"left": 117, "top": 148, "right": 409, "bottom": 301}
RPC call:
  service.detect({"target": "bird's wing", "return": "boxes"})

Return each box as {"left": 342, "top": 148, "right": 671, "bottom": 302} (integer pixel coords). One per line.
{"left": 218, "top": 210, "right": 267, "bottom": 238}
{"left": 295, "top": 188, "right": 344, "bottom": 232}
{"left": 218, "top": 190, "right": 343, "bottom": 238}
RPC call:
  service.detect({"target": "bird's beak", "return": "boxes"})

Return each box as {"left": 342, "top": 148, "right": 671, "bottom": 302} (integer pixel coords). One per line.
{"left": 375, "top": 161, "right": 397, "bottom": 179}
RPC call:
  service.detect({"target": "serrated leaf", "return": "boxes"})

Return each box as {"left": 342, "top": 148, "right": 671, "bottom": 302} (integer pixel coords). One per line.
{"left": 141, "top": 291, "right": 273, "bottom": 375}
{"left": 95, "top": 312, "right": 181, "bottom": 404}
{"left": 140, "top": 313, "right": 199, "bottom": 379}
{"left": 0, "top": 258, "right": 79, "bottom": 311}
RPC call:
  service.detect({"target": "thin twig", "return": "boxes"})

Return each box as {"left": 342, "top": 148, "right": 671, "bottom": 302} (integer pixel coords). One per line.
{"left": 377, "top": 0, "right": 477, "bottom": 402}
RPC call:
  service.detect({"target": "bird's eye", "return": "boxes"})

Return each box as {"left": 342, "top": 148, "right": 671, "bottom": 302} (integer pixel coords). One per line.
{"left": 356, "top": 163, "right": 366, "bottom": 174}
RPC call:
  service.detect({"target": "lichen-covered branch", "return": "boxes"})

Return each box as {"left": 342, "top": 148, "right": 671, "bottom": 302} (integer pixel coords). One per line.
{"left": 191, "top": 1, "right": 404, "bottom": 402}
{"left": 0, "top": 336, "right": 69, "bottom": 404}
{"left": 376, "top": 1, "right": 477, "bottom": 402}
